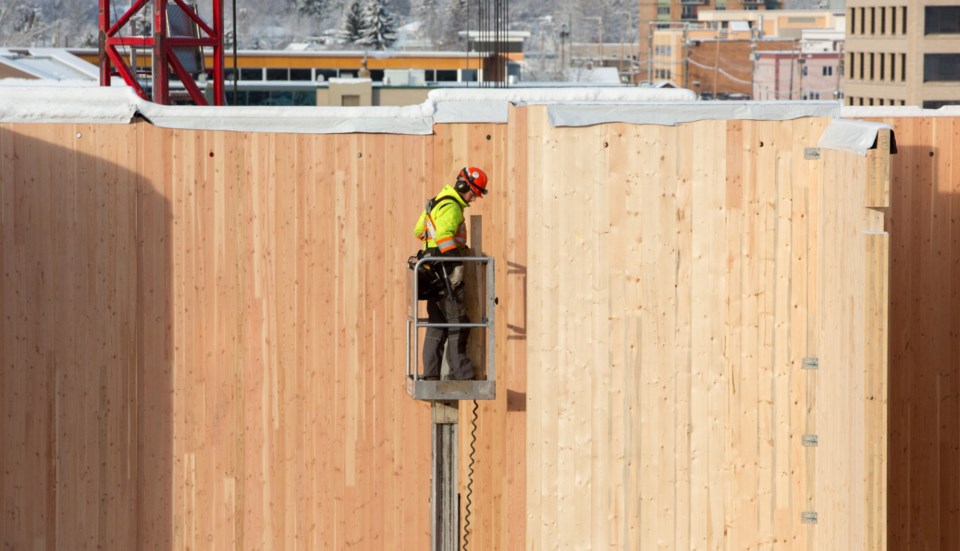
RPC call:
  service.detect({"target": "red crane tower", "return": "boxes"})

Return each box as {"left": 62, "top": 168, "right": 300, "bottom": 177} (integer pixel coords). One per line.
{"left": 98, "top": 0, "right": 225, "bottom": 105}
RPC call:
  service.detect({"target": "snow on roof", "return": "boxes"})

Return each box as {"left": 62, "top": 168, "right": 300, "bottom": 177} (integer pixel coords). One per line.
{"left": 0, "top": 48, "right": 98, "bottom": 81}
{"left": 841, "top": 105, "right": 960, "bottom": 118}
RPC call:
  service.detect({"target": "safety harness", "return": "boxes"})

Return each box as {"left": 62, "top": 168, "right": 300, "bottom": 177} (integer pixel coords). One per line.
{"left": 421, "top": 195, "right": 467, "bottom": 254}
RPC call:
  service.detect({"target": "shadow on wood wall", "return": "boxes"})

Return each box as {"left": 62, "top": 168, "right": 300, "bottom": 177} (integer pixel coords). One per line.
{"left": 0, "top": 124, "right": 174, "bottom": 548}
{"left": 888, "top": 132, "right": 960, "bottom": 550}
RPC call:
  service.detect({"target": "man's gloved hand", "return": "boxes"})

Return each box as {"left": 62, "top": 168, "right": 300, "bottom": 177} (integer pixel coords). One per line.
{"left": 448, "top": 265, "right": 464, "bottom": 287}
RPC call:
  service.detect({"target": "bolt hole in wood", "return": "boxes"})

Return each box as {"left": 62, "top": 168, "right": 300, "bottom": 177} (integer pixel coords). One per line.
{"left": 358, "top": 152, "right": 363, "bottom": 158}
{"left": 929, "top": 151, "right": 935, "bottom": 157}
{"left": 486, "top": 134, "right": 491, "bottom": 140}
{"left": 209, "top": 151, "right": 214, "bottom": 157}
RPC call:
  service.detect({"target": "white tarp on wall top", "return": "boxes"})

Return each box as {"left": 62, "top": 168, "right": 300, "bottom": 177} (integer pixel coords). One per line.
{"left": 0, "top": 82, "right": 940, "bottom": 135}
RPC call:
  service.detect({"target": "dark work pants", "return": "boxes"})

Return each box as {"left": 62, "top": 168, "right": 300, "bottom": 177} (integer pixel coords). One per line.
{"left": 422, "top": 284, "right": 475, "bottom": 380}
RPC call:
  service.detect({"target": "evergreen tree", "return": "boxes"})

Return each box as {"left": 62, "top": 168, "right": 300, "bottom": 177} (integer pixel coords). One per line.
{"left": 297, "top": 0, "right": 328, "bottom": 19}
{"left": 339, "top": 0, "right": 365, "bottom": 44}
{"left": 297, "top": 0, "right": 328, "bottom": 37}
{"left": 357, "top": 0, "right": 397, "bottom": 50}
{"left": 414, "top": 0, "right": 442, "bottom": 47}
{"left": 440, "top": 0, "right": 468, "bottom": 50}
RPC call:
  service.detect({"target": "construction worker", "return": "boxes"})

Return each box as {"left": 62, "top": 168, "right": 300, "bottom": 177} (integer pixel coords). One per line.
{"left": 413, "top": 166, "right": 489, "bottom": 381}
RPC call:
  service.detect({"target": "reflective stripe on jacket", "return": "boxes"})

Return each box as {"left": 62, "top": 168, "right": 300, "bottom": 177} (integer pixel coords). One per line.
{"left": 413, "top": 185, "right": 468, "bottom": 253}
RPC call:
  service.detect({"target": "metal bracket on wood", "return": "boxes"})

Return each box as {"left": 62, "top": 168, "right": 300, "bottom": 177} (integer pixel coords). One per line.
{"left": 802, "top": 357, "right": 819, "bottom": 369}
{"left": 804, "top": 147, "right": 821, "bottom": 160}
{"left": 802, "top": 434, "right": 819, "bottom": 447}
{"left": 802, "top": 511, "right": 818, "bottom": 524}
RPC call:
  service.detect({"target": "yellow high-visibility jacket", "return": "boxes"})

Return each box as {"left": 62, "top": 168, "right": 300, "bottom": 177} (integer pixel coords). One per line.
{"left": 413, "top": 185, "right": 468, "bottom": 254}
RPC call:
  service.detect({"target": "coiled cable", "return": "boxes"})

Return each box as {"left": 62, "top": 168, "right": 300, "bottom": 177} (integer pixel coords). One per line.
{"left": 463, "top": 399, "right": 479, "bottom": 550}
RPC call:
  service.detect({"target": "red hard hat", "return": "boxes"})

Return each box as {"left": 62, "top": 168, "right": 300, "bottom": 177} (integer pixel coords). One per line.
{"left": 459, "top": 167, "right": 488, "bottom": 198}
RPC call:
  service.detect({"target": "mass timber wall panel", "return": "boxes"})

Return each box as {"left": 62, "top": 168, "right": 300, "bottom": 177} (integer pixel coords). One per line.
{"left": 814, "top": 132, "right": 890, "bottom": 551}
{"left": 2, "top": 110, "right": 892, "bottom": 550}
{"left": 0, "top": 120, "right": 525, "bottom": 550}
{"left": 523, "top": 107, "right": 890, "bottom": 550}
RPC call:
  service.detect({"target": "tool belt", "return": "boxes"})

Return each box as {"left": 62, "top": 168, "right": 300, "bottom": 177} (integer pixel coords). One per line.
{"left": 407, "top": 248, "right": 446, "bottom": 300}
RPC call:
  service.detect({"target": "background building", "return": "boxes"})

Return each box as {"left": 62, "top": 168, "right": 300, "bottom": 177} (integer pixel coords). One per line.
{"left": 651, "top": 10, "right": 842, "bottom": 98}
{"left": 753, "top": 28, "right": 844, "bottom": 99}
{"left": 844, "top": 0, "right": 960, "bottom": 107}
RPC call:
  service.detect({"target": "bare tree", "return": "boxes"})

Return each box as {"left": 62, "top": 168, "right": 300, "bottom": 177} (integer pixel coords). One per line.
{"left": 0, "top": 3, "right": 50, "bottom": 47}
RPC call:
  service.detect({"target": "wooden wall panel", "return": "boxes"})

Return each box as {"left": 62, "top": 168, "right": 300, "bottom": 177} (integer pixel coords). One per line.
{"left": 2, "top": 109, "right": 899, "bottom": 551}
{"left": 523, "top": 109, "right": 888, "bottom": 550}
{"left": 814, "top": 133, "right": 890, "bottom": 550}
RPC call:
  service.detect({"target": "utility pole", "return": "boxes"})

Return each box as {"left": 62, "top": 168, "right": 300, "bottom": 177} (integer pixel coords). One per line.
{"left": 647, "top": 19, "right": 654, "bottom": 82}
{"left": 798, "top": 54, "right": 806, "bottom": 100}
{"left": 559, "top": 22, "right": 569, "bottom": 73}
{"left": 585, "top": 16, "right": 603, "bottom": 68}
{"left": 712, "top": 24, "right": 721, "bottom": 98}
{"left": 598, "top": 17, "right": 603, "bottom": 68}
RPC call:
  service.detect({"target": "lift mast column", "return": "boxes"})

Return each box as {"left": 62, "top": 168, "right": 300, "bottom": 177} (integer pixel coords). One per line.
{"left": 406, "top": 249, "right": 496, "bottom": 551}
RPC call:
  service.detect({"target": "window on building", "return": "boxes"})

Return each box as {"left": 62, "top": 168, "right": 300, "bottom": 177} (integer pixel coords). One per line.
{"left": 290, "top": 68, "right": 311, "bottom": 81}
{"left": 658, "top": 6, "right": 671, "bottom": 16}
{"left": 823, "top": 65, "right": 833, "bottom": 76}
{"left": 225, "top": 89, "right": 316, "bottom": 106}
{"left": 810, "top": 91, "right": 820, "bottom": 99}
{"left": 266, "top": 68, "right": 288, "bottom": 81}
{"left": 870, "top": 52, "right": 875, "bottom": 79}
{"left": 922, "top": 100, "right": 960, "bottom": 108}
{"left": 925, "top": 7, "right": 960, "bottom": 34}
{"left": 880, "top": 53, "right": 885, "bottom": 79}
{"left": 436, "top": 70, "right": 457, "bottom": 81}
{"left": 902, "top": 7, "right": 908, "bottom": 34}
{"left": 850, "top": 8, "right": 856, "bottom": 34}
{"left": 924, "top": 54, "right": 960, "bottom": 81}
{"left": 240, "top": 68, "right": 263, "bottom": 80}
{"left": 871, "top": 7, "right": 876, "bottom": 34}
{"left": 859, "top": 52, "right": 865, "bottom": 80}
{"left": 890, "top": 53, "right": 896, "bottom": 81}
{"left": 891, "top": 7, "right": 897, "bottom": 34}
{"left": 881, "top": 6, "right": 886, "bottom": 34}
{"left": 901, "top": 53, "right": 907, "bottom": 81}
